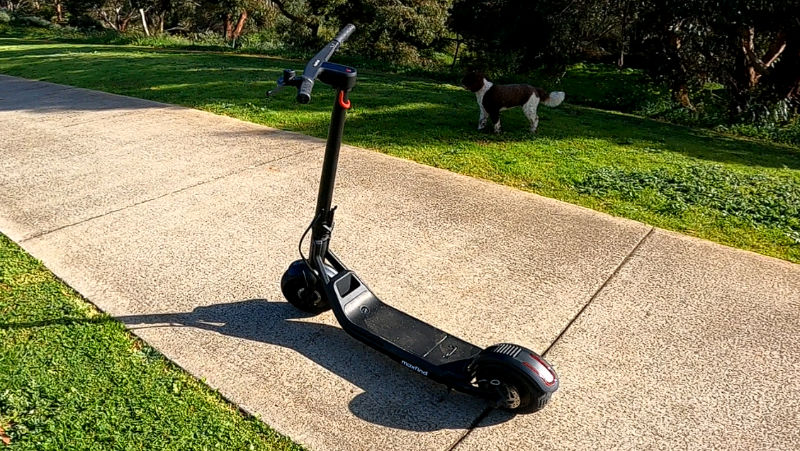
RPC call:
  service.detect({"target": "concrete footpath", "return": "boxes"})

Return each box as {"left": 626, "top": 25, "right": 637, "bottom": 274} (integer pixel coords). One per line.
{"left": 1, "top": 74, "right": 798, "bottom": 450}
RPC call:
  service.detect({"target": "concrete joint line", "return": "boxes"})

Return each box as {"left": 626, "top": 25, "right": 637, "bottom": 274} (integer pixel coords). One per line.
{"left": 445, "top": 406, "right": 493, "bottom": 451}
{"left": 443, "top": 228, "right": 656, "bottom": 451}
{"left": 61, "top": 110, "right": 141, "bottom": 128}
{"left": 19, "top": 148, "right": 314, "bottom": 243}
{"left": 542, "top": 226, "right": 656, "bottom": 357}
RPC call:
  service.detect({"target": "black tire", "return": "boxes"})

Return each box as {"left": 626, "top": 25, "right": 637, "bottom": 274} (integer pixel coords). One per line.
{"left": 475, "top": 363, "right": 537, "bottom": 412}
{"left": 280, "top": 260, "right": 330, "bottom": 314}
{"left": 473, "top": 353, "right": 553, "bottom": 413}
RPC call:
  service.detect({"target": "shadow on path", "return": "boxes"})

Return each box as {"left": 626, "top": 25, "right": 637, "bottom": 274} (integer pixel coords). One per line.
{"left": 117, "top": 299, "right": 511, "bottom": 432}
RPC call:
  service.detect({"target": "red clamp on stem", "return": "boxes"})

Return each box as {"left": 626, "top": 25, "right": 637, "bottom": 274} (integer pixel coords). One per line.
{"left": 338, "top": 91, "right": 351, "bottom": 109}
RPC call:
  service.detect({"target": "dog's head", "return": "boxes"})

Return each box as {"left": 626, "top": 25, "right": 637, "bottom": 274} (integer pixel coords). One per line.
{"left": 461, "top": 72, "right": 486, "bottom": 92}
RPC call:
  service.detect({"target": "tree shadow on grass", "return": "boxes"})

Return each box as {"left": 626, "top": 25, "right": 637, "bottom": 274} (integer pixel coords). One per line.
{"left": 2, "top": 43, "right": 798, "bottom": 171}
{"left": 549, "top": 105, "right": 800, "bottom": 169}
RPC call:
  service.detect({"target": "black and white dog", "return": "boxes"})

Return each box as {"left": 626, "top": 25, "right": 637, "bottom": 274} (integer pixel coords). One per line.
{"left": 462, "top": 72, "right": 565, "bottom": 133}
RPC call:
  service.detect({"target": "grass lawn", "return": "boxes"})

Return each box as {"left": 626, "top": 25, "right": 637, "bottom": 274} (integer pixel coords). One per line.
{"left": 0, "top": 234, "right": 302, "bottom": 450}
{"left": 0, "top": 33, "right": 798, "bottom": 263}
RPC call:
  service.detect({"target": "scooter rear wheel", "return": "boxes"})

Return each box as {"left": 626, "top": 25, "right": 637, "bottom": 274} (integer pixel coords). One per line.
{"left": 281, "top": 260, "right": 330, "bottom": 314}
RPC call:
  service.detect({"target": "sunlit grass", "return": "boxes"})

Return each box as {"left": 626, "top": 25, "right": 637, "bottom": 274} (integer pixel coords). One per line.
{"left": 1, "top": 37, "right": 798, "bottom": 262}
{"left": 0, "top": 235, "right": 303, "bottom": 450}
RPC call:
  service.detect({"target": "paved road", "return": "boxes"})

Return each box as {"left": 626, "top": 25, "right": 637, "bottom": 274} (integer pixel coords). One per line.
{"left": 1, "top": 75, "right": 798, "bottom": 450}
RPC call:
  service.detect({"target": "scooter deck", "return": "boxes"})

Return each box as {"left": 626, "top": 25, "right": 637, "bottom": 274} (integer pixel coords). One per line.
{"left": 326, "top": 270, "right": 482, "bottom": 381}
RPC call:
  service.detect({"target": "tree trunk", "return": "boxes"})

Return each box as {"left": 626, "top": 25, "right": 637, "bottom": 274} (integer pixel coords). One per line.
{"left": 618, "top": 2, "right": 627, "bottom": 68}
{"left": 741, "top": 27, "right": 758, "bottom": 88}
{"left": 232, "top": 10, "right": 248, "bottom": 40}
{"left": 673, "top": 84, "right": 694, "bottom": 110}
{"left": 740, "top": 27, "right": 786, "bottom": 88}
{"left": 665, "top": 26, "right": 693, "bottom": 110}
{"left": 224, "top": 12, "right": 233, "bottom": 39}
{"left": 762, "top": 31, "right": 788, "bottom": 68}
{"left": 119, "top": 16, "right": 131, "bottom": 32}
{"left": 765, "top": 42, "right": 800, "bottom": 103}
{"left": 451, "top": 35, "right": 461, "bottom": 70}
{"left": 99, "top": 11, "right": 118, "bottom": 30}
{"left": 139, "top": 8, "right": 149, "bottom": 36}
{"left": 56, "top": 2, "right": 63, "bottom": 22}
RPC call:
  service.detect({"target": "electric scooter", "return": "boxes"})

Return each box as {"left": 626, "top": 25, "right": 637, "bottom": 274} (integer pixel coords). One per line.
{"left": 269, "top": 24, "right": 558, "bottom": 412}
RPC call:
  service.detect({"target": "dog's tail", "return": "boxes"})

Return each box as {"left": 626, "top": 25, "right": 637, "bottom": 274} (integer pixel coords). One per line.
{"left": 542, "top": 91, "right": 565, "bottom": 108}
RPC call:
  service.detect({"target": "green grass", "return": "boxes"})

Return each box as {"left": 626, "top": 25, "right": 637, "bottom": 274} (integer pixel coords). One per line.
{"left": 1, "top": 33, "right": 799, "bottom": 263}
{"left": 0, "top": 234, "right": 303, "bottom": 450}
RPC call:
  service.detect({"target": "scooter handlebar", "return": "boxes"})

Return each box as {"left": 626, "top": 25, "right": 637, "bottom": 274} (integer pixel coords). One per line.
{"left": 297, "top": 77, "right": 313, "bottom": 104}
{"left": 333, "top": 24, "right": 355, "bottom": 45}
{"left": 293, "top": 24, "right": 356, "bottom": 104}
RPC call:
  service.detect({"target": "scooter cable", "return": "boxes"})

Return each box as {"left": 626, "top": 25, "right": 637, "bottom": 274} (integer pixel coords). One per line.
{"left": 298, "top": 212, "right": 322, "bottom": 272}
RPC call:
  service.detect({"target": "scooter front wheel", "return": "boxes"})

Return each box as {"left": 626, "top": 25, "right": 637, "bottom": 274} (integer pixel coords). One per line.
{"left": 473, "top": 344, "right": 558, "bottom": 412}
{"left": 474, "top": 363, "right": 533, "bottom": 411}
{"left": 281, "top": 260, "right": 330, "bottom": 314}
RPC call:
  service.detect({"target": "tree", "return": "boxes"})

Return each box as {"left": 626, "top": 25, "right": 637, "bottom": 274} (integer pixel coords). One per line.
{"left": 451, "top": 0, "right": 799, "bottom": 121}
{"left": 335, "top": 0, "right": 452, "bottom": 63}
{"left": 265, "top": 0, "right": 452, "bottom": 63}
{"left": 634, "top": 0, "right": 800, "bottom": 119}
{"left": 449, "top": 0, "right": 592, "bottom": 72}
{"left": 268, "top": 0, "right": 345, "bottom": 45}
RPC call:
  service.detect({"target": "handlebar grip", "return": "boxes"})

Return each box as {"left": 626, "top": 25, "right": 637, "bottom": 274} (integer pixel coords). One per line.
{"left": 334, "top": 24, "right": 356, "bottom": 44}
{"left": 297, "top": 77, "right": 313, "bottom": 104}
{"left": 291, "top": 25, "right": 355, "bottom": 104}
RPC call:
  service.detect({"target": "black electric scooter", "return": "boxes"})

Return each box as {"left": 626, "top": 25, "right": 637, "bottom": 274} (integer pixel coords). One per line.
{"left": 269, "top": 24, "right": 558, "bottom": 412}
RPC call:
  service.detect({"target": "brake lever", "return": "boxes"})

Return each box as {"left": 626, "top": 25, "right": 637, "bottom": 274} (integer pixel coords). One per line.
{"left": 267, "top": 69, "right": 297, "bottom": 98}
{"left": 267, "top": 82, "right": 286, "bottom": 98}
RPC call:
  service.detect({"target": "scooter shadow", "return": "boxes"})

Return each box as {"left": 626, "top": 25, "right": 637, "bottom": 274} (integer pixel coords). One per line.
{"left": 118, "top": 299, "right": 513, "bottom": 432}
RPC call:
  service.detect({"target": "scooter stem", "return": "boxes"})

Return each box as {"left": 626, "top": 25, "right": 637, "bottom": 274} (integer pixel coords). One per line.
{"left": 310, "top": 89, "right": 351, "bottom": 267}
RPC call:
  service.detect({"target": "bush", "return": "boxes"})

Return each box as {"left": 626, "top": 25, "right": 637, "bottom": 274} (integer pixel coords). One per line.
{"left": 0, "top": 9, "right": 11, "bottom": 24}
{"left": 68, "top": 14, "right": 104, "bottom": 31}
{"left": 12, "top": 15, "right": 53, "bottom": 28}
{"left": 554, "top": 64, "right": 660, "bottom": 113}
{"left": 35, "top": 4, "right": 59, "bottom": 23}
{"left": 576, "top": 165, "right": 800, "bottom": 243}
{"left": 190, "top": 30, "right": 229, "bottom": 48}
{"left": 128, "top": 33, "right": 194, "bottom": 48}
{"left": 717, "top": 121, "right": 800, "bottom": 147}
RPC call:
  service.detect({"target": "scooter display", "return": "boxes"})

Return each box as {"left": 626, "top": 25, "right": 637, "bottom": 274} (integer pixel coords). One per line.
{"left": 269, "top": 24, "right": 558, "bottom": 412}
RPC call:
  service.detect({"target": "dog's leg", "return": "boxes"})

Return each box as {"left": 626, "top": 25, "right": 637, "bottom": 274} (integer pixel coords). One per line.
{"left": 478, "top": 106, "right": 488, "bottom": 130}
{"left": 523, "top": 95, "right": 540, "bottom": 133}
{"left": 490, "top": 109, "right": 501, "bottom": 134}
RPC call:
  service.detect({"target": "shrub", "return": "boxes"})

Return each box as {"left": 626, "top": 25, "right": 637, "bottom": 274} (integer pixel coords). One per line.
{"left": 576, "top": 165, "right": 800, "bottom": 243}
{"left": 554, "top": 64, "right": 659, "bottom": 113}
{"left": 237, "top": 29, "right": 284, "bottom": 54}
{"left": 12, "top": 15, "right": 53, "bottom": 28}
{"left": 717, "top": 121, "right": 800, "bottom": 147}
{"left": 68, "top": 14, "right": 104, "bottom": 31}
{"left": 0, "top": 9, "right": 11, "bottom": 24}
{"left": 191, "top": 30, "right": 229, "bottom": 48}
{"left": 127, "top": 34, "right": 198, "bottom": 49}
{"left": 35, "top": 4, "right": 59, "bottom": 23}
